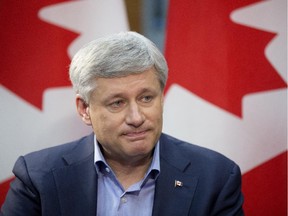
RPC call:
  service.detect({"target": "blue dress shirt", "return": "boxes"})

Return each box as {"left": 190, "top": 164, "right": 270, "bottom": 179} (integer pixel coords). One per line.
{"left": 94, "top": 136, "right": 160, "bottom": 216}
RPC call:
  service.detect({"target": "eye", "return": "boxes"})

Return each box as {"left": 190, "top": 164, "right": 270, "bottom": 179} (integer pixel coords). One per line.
{"left": 109, "top": 100, "right": 125, "bottom": 109}
{"left": 141, "top": 95, "right": 153, "bottom": 103}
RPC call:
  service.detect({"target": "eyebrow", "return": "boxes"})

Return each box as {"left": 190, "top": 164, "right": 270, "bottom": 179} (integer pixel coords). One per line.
{"left": 103, "top": 87, "right": 158, "bottom": 103}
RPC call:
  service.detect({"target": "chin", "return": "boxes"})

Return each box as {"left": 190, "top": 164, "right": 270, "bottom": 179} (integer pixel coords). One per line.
{"left": 130, "top": 144, "right": 154, "bottom": 156}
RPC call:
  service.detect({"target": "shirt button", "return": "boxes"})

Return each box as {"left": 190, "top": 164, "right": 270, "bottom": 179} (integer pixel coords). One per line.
{"left": 121, "top": 197, "right": 127, "bottom": 203}
{"left": 105, "top": 167, "right": 110, "bottom": 173}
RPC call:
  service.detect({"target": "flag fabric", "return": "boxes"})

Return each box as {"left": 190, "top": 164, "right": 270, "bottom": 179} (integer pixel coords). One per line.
{"left": 163, "top": 0, "right": 287, "bottom": 215}
{"left": 0, "top": 0, "right": 128, "bottom": 205}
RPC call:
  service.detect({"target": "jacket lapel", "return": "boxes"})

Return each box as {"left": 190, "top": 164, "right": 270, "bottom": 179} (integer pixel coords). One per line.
{"left": 152, "top": 134, "right": 199, "bottom": 216}
{"left": 52, "top": 134, "right": 97, "bottom": 216}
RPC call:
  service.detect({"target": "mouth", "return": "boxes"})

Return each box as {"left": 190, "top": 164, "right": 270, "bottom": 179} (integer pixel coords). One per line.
{"left": 122, "top": 130, "right": 149, "bottom": 141}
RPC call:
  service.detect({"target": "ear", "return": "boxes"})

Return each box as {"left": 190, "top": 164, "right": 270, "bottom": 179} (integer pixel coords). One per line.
{"left": 76, "top": 94, "right": 92, "bottom": 126}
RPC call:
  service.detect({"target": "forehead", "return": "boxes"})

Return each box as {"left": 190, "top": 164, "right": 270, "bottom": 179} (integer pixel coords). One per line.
{"left": 92, "top": 69, "right": 162, "bottom": 99}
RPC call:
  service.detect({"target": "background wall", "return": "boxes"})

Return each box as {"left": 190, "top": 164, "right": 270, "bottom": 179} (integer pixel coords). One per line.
{"left": 125, "top": 0, "right": 168, "bottom": 51}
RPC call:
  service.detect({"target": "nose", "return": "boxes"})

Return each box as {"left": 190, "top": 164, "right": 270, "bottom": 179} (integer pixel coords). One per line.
{"left": 125, "top": 102, "right": 145, "bottom": 127}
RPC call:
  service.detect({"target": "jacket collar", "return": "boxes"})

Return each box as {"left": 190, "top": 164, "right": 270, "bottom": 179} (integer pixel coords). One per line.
{"left": 152, "top": 134, "right": 199, "bottom": 216}
{"left": 52, "top": 134, "right": 97, "bottom": 216}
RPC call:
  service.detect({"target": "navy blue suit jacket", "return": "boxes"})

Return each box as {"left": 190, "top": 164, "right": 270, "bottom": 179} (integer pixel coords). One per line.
{"left": 1, "top": 133, "right": 244, "bottom": 215}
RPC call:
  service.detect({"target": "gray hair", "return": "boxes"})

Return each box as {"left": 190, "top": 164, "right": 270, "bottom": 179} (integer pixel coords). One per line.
{"left": 69, "top": 31, "right": 168, "bottom": 103}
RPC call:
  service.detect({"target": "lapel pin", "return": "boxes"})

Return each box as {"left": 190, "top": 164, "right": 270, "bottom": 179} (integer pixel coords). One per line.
{"left": 174, "top": 180, "right": 183, "bottom": 187}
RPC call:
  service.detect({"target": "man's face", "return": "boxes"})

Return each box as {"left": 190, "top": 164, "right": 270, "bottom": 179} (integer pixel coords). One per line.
{"left": 79, "top": 68, "right": 164, "bottom": 163}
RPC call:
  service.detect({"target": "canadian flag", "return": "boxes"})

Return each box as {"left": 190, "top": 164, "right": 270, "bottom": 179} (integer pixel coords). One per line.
{"left": 163, "top": 0, "right": 287, "bottom": 215}
{"left": 0, "top": 0, "right": 287, "bottom": 215}
{"left": 0, "top": 0, "right": 128, "bottom": 205}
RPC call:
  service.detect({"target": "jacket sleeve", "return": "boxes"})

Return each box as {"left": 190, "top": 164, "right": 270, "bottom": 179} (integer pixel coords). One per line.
{"left": 211, "top": 163, "right": 244, "bottom": 216}
{"left": 0, "top": 156, "right": 41, "bottom": 216}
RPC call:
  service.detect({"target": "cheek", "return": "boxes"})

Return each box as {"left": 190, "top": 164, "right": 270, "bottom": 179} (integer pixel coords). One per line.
{"left": 91, "top": 112, "right": 122, "bottom": 134}
{"left": 157, "top": 104, "right": 164, "bottom": 127}
{"left": 148, "top": 103, "right": 164, "bottom": 124}
{"left": 155, "top": 99, "right": 164, "bottom": 116}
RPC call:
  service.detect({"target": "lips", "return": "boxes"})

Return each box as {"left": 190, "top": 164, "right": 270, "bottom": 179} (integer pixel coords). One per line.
{"left": 122, "top": 130, "right": 149, "bottom": 141}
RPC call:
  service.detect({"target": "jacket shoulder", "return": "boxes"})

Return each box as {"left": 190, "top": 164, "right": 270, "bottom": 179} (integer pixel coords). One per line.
{"left": 15, "top": 134, "right": 94, "bottom": 174}
{"left": 160, "top": 133, "right": 238, "bottom": 173}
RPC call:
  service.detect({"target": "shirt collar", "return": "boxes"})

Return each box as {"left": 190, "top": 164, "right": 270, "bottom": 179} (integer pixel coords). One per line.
{"left": 93, "top": 134, "right": 160, "bottom": 176}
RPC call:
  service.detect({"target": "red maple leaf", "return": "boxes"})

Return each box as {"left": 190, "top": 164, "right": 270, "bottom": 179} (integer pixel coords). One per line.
{"left": 0, "top": 0, "right": 78, "bottom": 110}
{"left": 165, "top": 0, "right": 287, "bottom": 117}
{"left": 242, "top": 151, "right": 287, "bottom": 215}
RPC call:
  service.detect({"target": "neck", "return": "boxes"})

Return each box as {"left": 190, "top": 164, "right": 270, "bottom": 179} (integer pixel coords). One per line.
{"left": 106, "top": 153, "right": 153, "bottom": 190}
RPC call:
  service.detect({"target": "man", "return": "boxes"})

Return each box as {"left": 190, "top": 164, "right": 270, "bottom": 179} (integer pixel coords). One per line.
{"left": 1, "top": 32, "right": 244, "bottom": 215}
